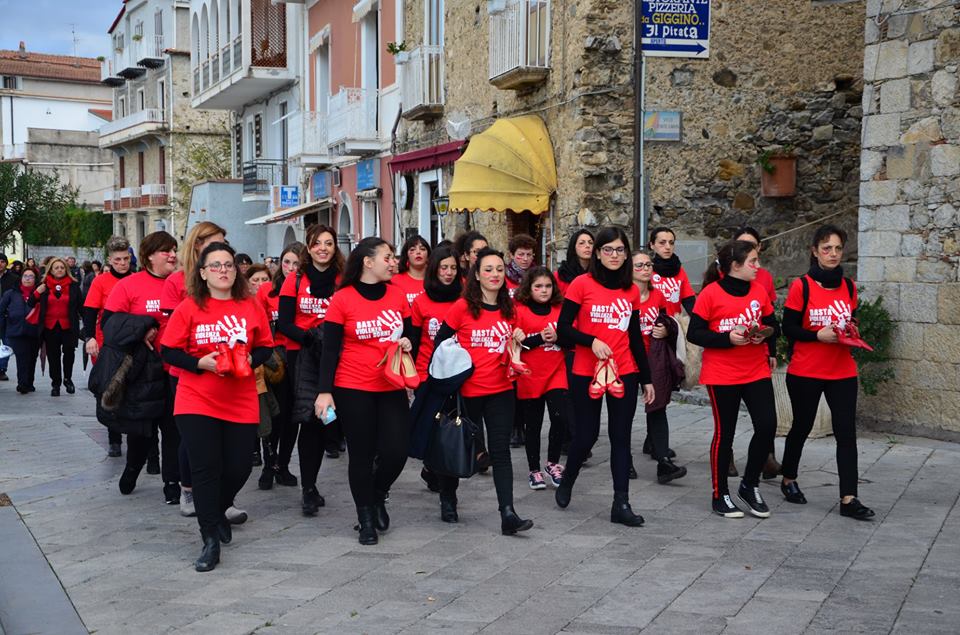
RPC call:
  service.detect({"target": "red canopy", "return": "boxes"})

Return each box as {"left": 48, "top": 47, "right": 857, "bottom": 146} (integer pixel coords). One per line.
{"left": 389, "top": 140, "right": 467, "bottom": 175}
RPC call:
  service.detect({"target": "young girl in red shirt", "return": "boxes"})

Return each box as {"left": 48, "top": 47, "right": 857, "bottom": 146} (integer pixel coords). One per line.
{"left": 780, "top": 225, "right": 874, "bottom": 521}
{"left": 432, "top": 247, "right": 533, "bottom": 535}
{"left": 556, "top": 227, "right": 655, "bottom": 527}
{"left": 313, "top": 237, "right": 414, "bottom": 545}
{"left": 161, "top": 242, "right": 274, "bottom": 572}
{"left": 277, "top": 224, "right": 344, "bottom": 512}
{"left": 392, "top": 235, "right": 430, "bottom": 305}
{"left": 687, "top": 240, "right": 779, "bottom": 519}
{"left": 648, "top": 226, "right": 697, "bottom": 317}
{"left": 513, "top": 267, "right": 571, "bottom": 490}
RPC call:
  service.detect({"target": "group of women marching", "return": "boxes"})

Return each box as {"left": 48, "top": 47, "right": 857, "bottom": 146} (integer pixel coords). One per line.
{"left": 63, "top": 218, "right": 875, "bottom": 573}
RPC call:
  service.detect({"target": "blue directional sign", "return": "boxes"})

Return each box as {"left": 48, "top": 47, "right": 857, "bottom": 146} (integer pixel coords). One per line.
{"left": 641, "top": 0, "right": 710, "bottom": 59}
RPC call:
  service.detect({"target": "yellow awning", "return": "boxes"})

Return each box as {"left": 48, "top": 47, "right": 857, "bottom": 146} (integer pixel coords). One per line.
{"left": 448, "top": 115, "right": 557, "bottom": 215}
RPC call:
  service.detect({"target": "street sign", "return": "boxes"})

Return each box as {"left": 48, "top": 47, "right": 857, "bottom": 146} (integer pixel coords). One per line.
{"left": 644, "top": 111, "right": 682, "bottom": 141}
{"left": 641, "top": 0, "right": 710, "bottom": 59}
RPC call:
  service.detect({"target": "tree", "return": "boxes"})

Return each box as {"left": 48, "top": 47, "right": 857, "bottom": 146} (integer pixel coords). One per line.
{"left": 22, "top": 206, "right": 113, "bottom": 249}
{"left": 0, "top": 163, "right": 78, "bottom": 244}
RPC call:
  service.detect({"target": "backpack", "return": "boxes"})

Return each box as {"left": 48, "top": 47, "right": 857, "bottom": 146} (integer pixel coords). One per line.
{"left": 785, "top": 275, "right": 855, "bottom": 360}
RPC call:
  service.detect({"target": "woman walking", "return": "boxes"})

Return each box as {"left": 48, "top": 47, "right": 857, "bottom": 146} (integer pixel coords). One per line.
{"left": 687, "top": 240, "right": 779, "bottom": 518}
{"left": 312, "top": 237, "right": 414, "bottom": 545}
{"left": 555, "top": 228, "right": 655, "bottom": 526}
{"left": 0, "top": 267, "right": 41, "bottom": 393}
{"left": 392, "top": 235, "right": 430, "bottom": 305}
{"left": 161, "top": 242, "right": 274, "bottom": 571}
{"left": 556, "top": 229, "right": 594, "bottom": 295}
{"left": 278, "top": 225, "right": 343, "bottom": 510}
{"left": 34, "top": 257, "right": 81, "bottom": 396}
{"left": 779, "top": 225, "right": 874, "bottom": 521}
{"left": 648, "top": 226, "right": 697, "bottom": 317}
{"left": 431, "top": 247, "right": 533, "bottom": 534}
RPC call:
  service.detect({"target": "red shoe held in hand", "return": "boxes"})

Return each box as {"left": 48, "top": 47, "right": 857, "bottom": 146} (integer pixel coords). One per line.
{"left": 231, "top": 341, "right": 253, "bottom": 378}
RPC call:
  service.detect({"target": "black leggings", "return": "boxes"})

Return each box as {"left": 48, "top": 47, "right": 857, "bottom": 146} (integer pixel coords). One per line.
{"left": 272, "top": 349, "right": 301, "bottom": 471}
{"left": 438, "top": 389, "right": 516, "bottom": 509}
{"left": 43, "top": 324, "right": 75, "bottom": 389}
{"left": 565, "top": 373, "right": 639, "bottom": 494}
{"left": 706, "top": 378, "right": 777, "bottom": 498}
{"left": 335, "top": 387, "right": 410, "bottom": 509}
{"left": 646, "top": 407, "right": 670, "bottom": 461}
{"left": 176, "top": 414, "right": 256, "bottom": 535}
{"left": 8, "top": 335, "right": 39, "bottom": 389}
{"left": 782, "top": 374, "right": 859, "bottom": 497}
{"left": 519, "top": 389, "right": 570, "bottom": 472}
{"left": 298, "top": 414, "right": 336, "bottom": 490}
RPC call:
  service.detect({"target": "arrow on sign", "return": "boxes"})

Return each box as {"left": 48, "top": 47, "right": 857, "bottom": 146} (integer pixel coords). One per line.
{"left": 642, "top": 42, "right": 707, "bottom": 55}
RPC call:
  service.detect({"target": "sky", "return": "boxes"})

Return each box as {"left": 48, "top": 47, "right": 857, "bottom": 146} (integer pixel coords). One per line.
{"left": 0, "top": 0, "right": 122, "bottom": 59}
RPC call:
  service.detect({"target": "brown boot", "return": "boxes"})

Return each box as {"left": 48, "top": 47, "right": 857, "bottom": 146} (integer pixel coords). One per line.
{"left": 762, "top": 453, "right": 782, "bottom": 480}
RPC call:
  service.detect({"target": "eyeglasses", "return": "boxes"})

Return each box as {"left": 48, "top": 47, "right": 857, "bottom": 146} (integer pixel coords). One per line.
{"left": 204, "top": 262, "right": 236, "bottom": 272}
{"left": 633, "top": 262, "right": 654, "bottom": 270}
{"left": 601, "top": 246, "right": 626, "bottom": 256}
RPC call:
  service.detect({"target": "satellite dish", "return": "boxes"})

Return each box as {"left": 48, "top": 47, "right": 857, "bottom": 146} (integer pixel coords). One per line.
{"left": 446, "top": 112, "right": 472, "bottom": 140}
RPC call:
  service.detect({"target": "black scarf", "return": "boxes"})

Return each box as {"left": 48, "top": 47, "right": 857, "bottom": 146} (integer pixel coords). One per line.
{"left": 592, "top": 265, "right": 626, "bottom": 291}
{"left": 718, "top": 275, "right": 751, "bottom": 297}
{"left": 355, "top": 280, "right": 387, "bottom": 301}
{"left": 523, "top": 300, "right": 552, "bottom": 316}
{"left": 557, "top": 259, "right": 587, "bottom": 284}
{"left": 306, "top": 263, "right": 337, "bottom": 298}
{"left": 807, "top": 262, "right": 844, "bottom": 289}
{"left": 426, "top": 279, "right": 461, "bottom": 303}
{"left": 108, "top": 267, "right": 132, "bottom": 280}
{"left": 652, "top": 253, "right": 682, "bottom": 278}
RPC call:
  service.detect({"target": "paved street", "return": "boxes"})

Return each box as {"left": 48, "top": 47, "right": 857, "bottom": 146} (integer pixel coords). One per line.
{"left": 1, "top": 361, "right": 959, "bottom": 634}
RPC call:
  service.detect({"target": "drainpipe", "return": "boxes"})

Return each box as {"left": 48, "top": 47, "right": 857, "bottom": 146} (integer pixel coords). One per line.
{"left": 631, "top": 1, "right": 645, "bottom": 249}
{"left": 389, "top": 103, "right": 402, "bottom": 241}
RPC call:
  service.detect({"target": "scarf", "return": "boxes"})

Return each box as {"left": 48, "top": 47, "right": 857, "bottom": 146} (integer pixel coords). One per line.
{"left": 718, "top": 275, "right": 750, "bottom": 297}
{"left": 426, "top": 278, "right": 462, "bottom": 303}
{"left": 652, "top": 253, "right": 682, "bottom": 278}
{"left": 505, "top": 260, "right": 529, "bottom": 285}
{"left": 524, "top": 300, "right": 552, "bottom": 316}
{"left": 306, "top": 263, "right": 337, "bottom": 298}
{"left": 45, "top": 274, "right": 69, "bottom": 299}
{"left": 108, "top": 266, "right": 132, "bottom": 280}
{"left": 557, "top": 259, "right": 587, "bottom": 284}
{"left": 20, "top": 284, "right": 33, "bottom": 303}
{"left": 807, "top": 261, "right": 844, "bottom": 289}
{"left": 592, "top": 265, "right": 627, "bottom": 291}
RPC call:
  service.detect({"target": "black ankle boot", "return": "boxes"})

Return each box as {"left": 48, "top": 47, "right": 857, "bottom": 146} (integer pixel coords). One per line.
{"left": 555, "top": 478, "right": 574, "bottom": 509}
{"left": 217, "top": 516, "right": 232, "bottom": 544}
{"left": 258, "top": 465, "right": 275, "bottom": 490}
{"left": 439, "top": 495, "right": 458, "bottom": 523}
{"left": 421, "top": 467, "right": 441, "bottom": 492}
{"left": 356, "top": 506, "right": 378, "bottom": 545}
{"left": 373, "top": 491, "right": 390, "bottom": 532}
{"left": 611, "top": 491, "right": 644, "bottom": 527}
{"left": 656, "top": 459, "right": 687, "bottom": 484}
{"left": 118, "top": 464, "right": 141, "bottom": 495}
{"left": 500, "top": 505, "right": 533, "bottom": 535}
{"left": 302, "top": 486, "right": 324, "bottom": 516}
{"left": 194, "top": 531, "right": 220, "bottom": 572}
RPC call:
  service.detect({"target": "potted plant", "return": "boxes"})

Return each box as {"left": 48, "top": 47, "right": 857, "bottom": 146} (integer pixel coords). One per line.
{"left": 131, "top": 34, "right": 143, "bottom": 42}
{"left": 757, "top": 146, "right": 796, "bottom": 197}
{"left": 387, "top": 41, "right": 409, "bottom": 64}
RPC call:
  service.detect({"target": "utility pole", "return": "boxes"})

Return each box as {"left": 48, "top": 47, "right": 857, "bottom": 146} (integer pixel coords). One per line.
{"left": 632, "top": 2, "right": 646, "bottom": 250}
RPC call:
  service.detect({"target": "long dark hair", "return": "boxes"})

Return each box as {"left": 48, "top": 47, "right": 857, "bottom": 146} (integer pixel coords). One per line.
{"left": 269, "top": 241, "right": 304, "bottom": 298}
{"left": 299, "top": 224, "right": 344, "bottom": 275}
{"left": 188, "top": 242, "right": 249, "bottom": 308}
{"left": 565, "top": 228, "right": 594, "bottom": 265}
{"left": 810, "top": 224, "right": 847, "bottom": 265}
{"left": 454, "top": 230, "right": 487, "bottom": 264}
{"left": 464, "top": 247, "right": 514, "bottom": 319}
{"left": 514, "top": 266, "right": 561, "bottom": 306}
{"left": 339, "top": 236, "right": 390, "bottom": 289}
{"left": 588, "top": 226, "right": 633, "bottom": 290}
{"left": 702, "top": 240, "right": 758, "bottom": 287}
{"left": 423, "top": 245, "right": 461, "bottom": 298}
{"left": 734, "top": 226, "right": 762, "bottom": 245}
{"left": 398, "top": 234, "right": 431, "bottom": 273}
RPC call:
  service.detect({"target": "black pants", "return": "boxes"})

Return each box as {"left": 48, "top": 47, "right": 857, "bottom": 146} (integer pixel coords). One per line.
{"left": 335, "top": 387, "right": 410, "bottom": 508}
{"left": 126, "top": 392, "right": 180, "bottom": 485}
{"left": 8, "top": 335, "right": 39, "bottom": 389}
{"left": 176, "top": 414, "right": 256, "bottom": 535}
{"left": 565, "top": 373, "right": 640, "bottom": 494}
{"left": 298, "top": 414, "right": 336, "bottom": 490}
{"left": 439, "top": 389, "right": 517, "bottom": 509}
{"left": 782, "top": 374, "right": 859, "bottom": 497}
{"left": 167, "top": 376, "right": 193, "bottom": 487}
{"left": 520, "top": 389, "right": 570, "bottom": 472}
{"left": 43, "top": 324, "right": 76, "bottom": 389}
{"left": 270, "top": 349, "right": 300, "bottom": 470}
{"left": 646, "top": 407, "right": 670, "bottom": 461}
{"left": 706, "top": 378, "right": 777, "bottom": 498}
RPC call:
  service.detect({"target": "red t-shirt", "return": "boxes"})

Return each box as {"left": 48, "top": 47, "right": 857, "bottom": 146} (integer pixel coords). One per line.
{"left": 636, "top": 287, "right": 668, "bottom": 352}
{"left": 161, "top": 296, "right": 273, "bottom": 423}
{"left": 565, "top": 274, "right": 642, "bottom": 377}
{"left": 785, "top": 275, "right": 858, "bottom": 380}
{"left": 42, "top": 276, "right": 72, "bottom": 330}
{"left": 160, "top": 270, "right": 186, "bottom": 314}
{"left": 256, "top": 283, "right": 291, "bottom": 349}
{"left": 104, "top": 270, "right": 169, "bottom": 336}
{"left": 391, "top": 272, "right": 425, "bottom": 306}
{"left": 514, "top": 303, "right": 567, "bottom": 399}
{"left": 650, "top": 267, "right": 696, "bottom": 316}
{"left": 506, "top": 278, "right": 519, "bottom": 299}
{"left": 324, "top": 284, "right": 411, "bottom": 392}
{"left": 411, "top": 293, "right": 457, "bottom": 381}
{"left": 279, "top": 272, "right": 336, "bottom": 352}
{"left": 756, "top": 267, "right": 777, "bottom": 304}
{"left": 693, "top": 281, "right": 774, "bottom": 386}
{"left": 442, "top": 298, "right": 515, "bottom": 397}
{"left": 84, "top": 271, "right": 124, "bottom": 347}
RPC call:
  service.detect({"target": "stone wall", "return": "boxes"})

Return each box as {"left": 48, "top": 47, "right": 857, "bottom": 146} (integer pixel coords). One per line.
{"left": 858, "top": 0, "right": 960, "bottom": 436}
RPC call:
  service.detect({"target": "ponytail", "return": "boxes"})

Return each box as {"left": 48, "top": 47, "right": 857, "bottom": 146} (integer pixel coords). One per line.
{"left": 702, "top": 240, "right": 757, "bottom": 287}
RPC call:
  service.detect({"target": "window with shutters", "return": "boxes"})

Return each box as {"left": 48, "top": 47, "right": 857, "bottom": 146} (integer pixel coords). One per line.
{"left": 159, "top": 146, "right": 166, "bottom": 184}
{"left": 138, "top": 152, "right": 145, "bottom": 187}
{"left": 119, "top": 156, "right": 126, "bottom": 187}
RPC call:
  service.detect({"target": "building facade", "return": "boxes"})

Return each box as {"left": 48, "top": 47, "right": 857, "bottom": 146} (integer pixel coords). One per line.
{"left": 101, "top": 0, "right": 230, "bottom": 250}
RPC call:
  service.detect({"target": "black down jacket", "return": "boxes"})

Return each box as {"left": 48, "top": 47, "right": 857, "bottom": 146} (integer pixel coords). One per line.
{"left": 292, "top": 332, "right": 323, "bottom": 427}
{"left": 88, "top": 313, "right": 166, "bottom": 436}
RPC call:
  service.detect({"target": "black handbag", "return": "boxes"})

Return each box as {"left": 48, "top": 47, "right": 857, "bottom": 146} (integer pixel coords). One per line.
{"left": 424, "top": 395, "right": 477, "bottom": 479}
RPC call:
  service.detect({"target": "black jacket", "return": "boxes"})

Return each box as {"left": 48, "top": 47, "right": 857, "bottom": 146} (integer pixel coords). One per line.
{"left": 292, "top": 334, "right": 323, "bottom": 427}
{"left": 645, "top": 312, "right": 685, "bottom": 413}
{"left": 37, "top": 278, "right": 82, "bottom": 340}
{"left": 88, "top": 313, "right": 166, "bottom": 436}
{"left": 0, "top": 288, "right": 40, "bottom": 340}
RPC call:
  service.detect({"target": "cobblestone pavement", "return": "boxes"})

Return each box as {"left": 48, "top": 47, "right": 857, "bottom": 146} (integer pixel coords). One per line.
{"left": 1, "top": 362, "right": 959, "bottom": 634}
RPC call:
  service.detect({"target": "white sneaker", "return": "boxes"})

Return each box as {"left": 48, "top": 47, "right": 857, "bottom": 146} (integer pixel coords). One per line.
{"left": 225, "top": 505, "right": 248, "bottom": 525}
{"left": 179, "top": 489, "right": 196, "bottom": 517}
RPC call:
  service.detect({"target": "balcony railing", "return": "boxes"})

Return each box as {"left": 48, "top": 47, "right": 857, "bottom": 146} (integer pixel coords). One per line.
{"left": 288, "top": 111, "right": 330, "bottom": 165}
{"left": 0, "top": 144, "right": 26, "bottom": 159}
{"left": 138, "top": 35, "right": 166, "bottom": 67}
{"left": 211, "top": 51, "right": 220, "bottom": 84}
{"left": 221, "top": 44, "right": 232, "bottom": 77}
{"left": 250, "top": 0, "right": 287, "bottom": 68}
{"left": 242, "top": 159, "right": 286, "bottom": 194}
{"left": 489, "top": 0, "right": 551, "bottom": 89}
{"left": 233, "top": 36, "right": 242, "bottom": 71}
{"left": 119, "top": 187, "right": 141, "bottom": 210}
{"left": 141, "top": 184, "right": 169, "bottom": 207}
{"left": 100, "top": 59, "right": 124, "bottom": 86}
{"left": 201, "top": 60, "right": 211, "bottom": 91}
{"left": 327, "top": 87, "right": 379, "bottom": 151}
{"left": 104, "top": 190, "right": 120, "bottom": 212}
{"left": 402, "top": 46, "right": 445, "bottom": 121}
{"left": 193, "top": 66, "right": 200, "bottom": 95}
{"left": 99, "top": 108, "right": 168, "bottom": 137}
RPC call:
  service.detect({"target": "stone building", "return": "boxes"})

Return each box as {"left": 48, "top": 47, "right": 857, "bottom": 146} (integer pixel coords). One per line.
{"left": 857, "top": 0, "right": 960, "bottom": 437}
{"left": 100, "top": 0, "right": 230, "bottom": 250}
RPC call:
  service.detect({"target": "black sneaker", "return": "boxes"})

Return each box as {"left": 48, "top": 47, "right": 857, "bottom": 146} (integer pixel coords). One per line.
{"left": 302, "top": 486, "right": 324, "bottom": 516}
{"left": 738, "top": 483, "right": 771, "bottom": 518}
{"left": 781, "top": 480, "right": 807, "bottom": 504}
{"left": 163, "top": 482, "right": 180, "bottom": 505}
{"left": 258, "top": 467, "right": 274, "bottom": 490}
{"left": 108, "top": 443, "right": 122, "bottom": 458}
{"left": 0, "top": 371, "right": 8, "bottom": 381}
{"left": 275, "top": 467, "right": 298, "bottom": 487}
{"left": 63, "top": 379, "right": 75, "bottom": 394}
{"left": 656, "top": 459, "right": 687, "bottom": 484}
{"left": 712, "top": 494, "right": 744, "bottom": 518}
{"left": 840, "top": 498, "right": 875, "bottom": 521}
{"left": 146, "top": 456, "right": 161, "bottom": 475}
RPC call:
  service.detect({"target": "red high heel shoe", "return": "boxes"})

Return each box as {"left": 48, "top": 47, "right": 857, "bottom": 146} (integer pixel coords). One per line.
{"left": 588, "top": 359, "right": 610, "bottom": 399}
{"left": 215, "top": 341, "right": 234, "bottom": 375}
{"left": 231, "top": 341, "right": 252, "bottom": 378}
{"left": 606, "top": 358, "right": 625, "bottom": 398}
{"left": 504, "top": 340, "right": 531, "bottom": 379}
{"left": 378, "top": 343, "right": 405, "bottom": 389}
{"left": 834, "top": 320, "right": 873, "bottom": 351}
{"left": 399, "top": 349, "right": 421, "bottom": 389}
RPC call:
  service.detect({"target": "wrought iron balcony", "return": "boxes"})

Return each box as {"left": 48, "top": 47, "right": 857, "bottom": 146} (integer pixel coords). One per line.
{"left": 489, "top": 0, "right": 551, "bottom": 90}
{"left": 401, "top": 46, "right": 444, "bottom": 121}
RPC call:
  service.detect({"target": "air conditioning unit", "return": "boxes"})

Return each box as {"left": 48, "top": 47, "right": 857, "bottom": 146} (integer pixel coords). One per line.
{"left": 332, "top": 167, "right": 341, "bottom": 187}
